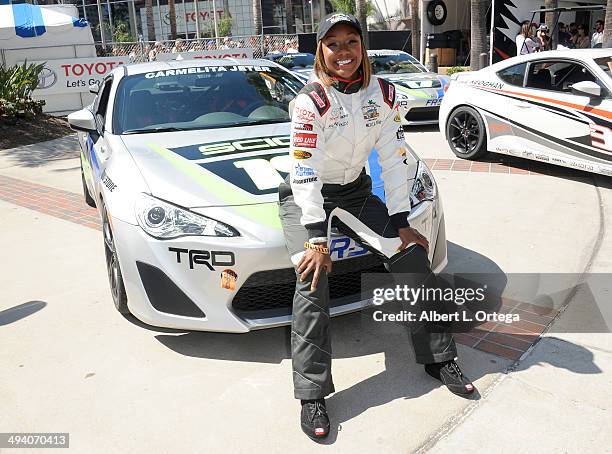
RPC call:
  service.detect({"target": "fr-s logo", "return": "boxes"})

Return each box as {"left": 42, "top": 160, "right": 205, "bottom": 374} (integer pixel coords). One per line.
{"left": 590, "top": 123, "right": 612, "bottom": 152}
{"left": 329, "top": 237, "right": 368, "bottom": 260}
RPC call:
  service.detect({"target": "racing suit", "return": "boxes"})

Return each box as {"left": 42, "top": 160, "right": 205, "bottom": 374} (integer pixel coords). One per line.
{"left": 279, "top": 74, "right": 457, "bottom": 400}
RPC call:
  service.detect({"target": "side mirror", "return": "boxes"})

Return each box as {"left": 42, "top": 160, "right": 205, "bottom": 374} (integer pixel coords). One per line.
{"left": 67, "top": 108, "right": 96, "bottom": 132}
{"left": 572, "top": 80, "right": 602, "bottom": 98}
{"left": 89, "top": 81, "right": 100, "bottom": 95}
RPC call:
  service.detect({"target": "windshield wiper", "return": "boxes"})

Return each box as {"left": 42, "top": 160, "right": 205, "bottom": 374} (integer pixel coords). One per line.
{"left": 243, "top": 118, "right": 290, "bottom": 126}
{"left": 122, "top": 126, "right": 190, "bottom": 135}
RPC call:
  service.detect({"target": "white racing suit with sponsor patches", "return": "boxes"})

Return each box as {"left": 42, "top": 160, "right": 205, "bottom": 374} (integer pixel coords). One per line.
{"left": 278, "top": 74, "right": 457, "bottom": 400}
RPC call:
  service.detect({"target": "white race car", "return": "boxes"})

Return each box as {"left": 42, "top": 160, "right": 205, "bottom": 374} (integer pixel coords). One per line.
{"left": 368, "top": 49, "right": 450, "bottom": 126}
{"left": 68, "top": 58, "right": 447, "bottom": 333}
{"left": 440, "top": 49, "right": 612, "bottom": 176}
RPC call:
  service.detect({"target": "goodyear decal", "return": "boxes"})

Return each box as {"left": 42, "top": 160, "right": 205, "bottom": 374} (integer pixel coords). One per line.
{"left": 147, "top": 143, "right": 282, "bottom": 230}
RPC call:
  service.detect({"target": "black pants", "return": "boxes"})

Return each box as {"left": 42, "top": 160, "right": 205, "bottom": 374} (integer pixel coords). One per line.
{"left": 279, "top": 173, "right": 457, "bottom": 400}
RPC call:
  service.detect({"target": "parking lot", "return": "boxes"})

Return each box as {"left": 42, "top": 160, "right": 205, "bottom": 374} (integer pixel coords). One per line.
{"left": 1, "top": 126, "right": 611, "bottom": 453}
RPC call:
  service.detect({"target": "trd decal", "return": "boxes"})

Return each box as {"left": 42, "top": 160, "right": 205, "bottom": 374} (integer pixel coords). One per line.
{"left": 169, "top": 247, "right": 235, "bottom": 271}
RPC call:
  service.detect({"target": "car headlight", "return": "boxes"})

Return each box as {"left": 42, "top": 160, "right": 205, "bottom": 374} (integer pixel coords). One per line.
{"left": 135, "top": 193, "right": 239, "bottom": 239}
{"left": 411, "top": 161, "right": 437, "bottom": 204}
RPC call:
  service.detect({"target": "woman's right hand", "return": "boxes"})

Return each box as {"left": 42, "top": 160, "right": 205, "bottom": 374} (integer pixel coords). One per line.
{"left": 297, "top": 248, "right": 333, "bottom": 292}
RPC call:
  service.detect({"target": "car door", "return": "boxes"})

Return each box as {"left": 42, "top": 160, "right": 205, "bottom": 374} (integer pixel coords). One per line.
{"left": 86, "top": 77, "right": 114, "bottom": 202}
{"left": 505, "top": 58, "right": 599, "bottom": 164}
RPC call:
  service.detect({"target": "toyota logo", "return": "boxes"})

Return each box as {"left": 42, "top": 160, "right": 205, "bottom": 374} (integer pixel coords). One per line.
{"left": 37, "top": 67, "right": 57, "bottom": 89}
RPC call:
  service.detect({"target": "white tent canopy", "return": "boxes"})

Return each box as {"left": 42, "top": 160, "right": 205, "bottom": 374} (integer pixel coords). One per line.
{"left": 0, "top": 3, "right": 94, "bottom": 51}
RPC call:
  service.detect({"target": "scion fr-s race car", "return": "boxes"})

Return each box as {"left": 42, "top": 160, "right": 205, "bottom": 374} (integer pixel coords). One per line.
{"left": 368, "top": 50, "right": 449, "bottom": 126}
{"left": 440, "top": 49, "right": 612, "bottom": 177}
{"left": 67, "top": 59, "right": 447, "bottom": 332}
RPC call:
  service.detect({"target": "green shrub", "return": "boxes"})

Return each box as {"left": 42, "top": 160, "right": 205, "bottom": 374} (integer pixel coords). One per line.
{"left": 445, "top": 66, "right": 468, "bottom": 76}
{"left": 0, "top": 61, "right": 46, "bottom": 120}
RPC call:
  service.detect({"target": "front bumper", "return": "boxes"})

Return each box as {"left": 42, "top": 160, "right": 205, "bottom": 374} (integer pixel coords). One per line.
{"left": 113, "top": 197, "right": 447, "bottom": 333}
{"left": 398, "top": 97, "right": 443, "bottom": 126}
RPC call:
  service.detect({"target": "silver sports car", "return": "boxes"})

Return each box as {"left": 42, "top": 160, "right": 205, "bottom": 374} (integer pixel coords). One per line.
{"left": 68, "top": 58, "right": 447, "bottom": 332}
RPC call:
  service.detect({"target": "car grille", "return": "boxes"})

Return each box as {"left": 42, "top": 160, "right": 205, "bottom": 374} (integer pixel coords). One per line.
{"left": 405, "top": 106, "right": 440, "bottom": 122}
{"left": 232, "top": 254, "right": 393, "bottom": 315}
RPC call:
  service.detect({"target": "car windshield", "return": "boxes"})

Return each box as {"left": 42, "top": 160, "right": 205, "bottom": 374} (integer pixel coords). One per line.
{"left": 369, "top": 53, "right": 428, "bottom": 75}
{"left": 594, "top": 56, "right": 612, "bottom": 81}
{"left": 270, "top": 53, "right": 314, "bottom": 69}
{"left": 113, "top": 64, "right": 304, "bottom": 134}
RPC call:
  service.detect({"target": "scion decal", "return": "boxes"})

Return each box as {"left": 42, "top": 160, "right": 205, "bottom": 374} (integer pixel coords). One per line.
{"left": 170, "top": 135, "right": 290, "bottom": 160}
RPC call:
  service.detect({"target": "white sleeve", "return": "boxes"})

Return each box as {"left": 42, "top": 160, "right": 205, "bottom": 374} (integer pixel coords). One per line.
{"left": 374, "top": 91, "right": 412, "bottom": 229}
{"left": 289, "top": 93, "right": 327, "bottom": 242}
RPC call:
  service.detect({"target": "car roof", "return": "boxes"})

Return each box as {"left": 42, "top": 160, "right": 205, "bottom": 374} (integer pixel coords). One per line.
{"left": 121, "top": 58, "right": 283, "bottom": 76}
{"left": 489, "top": 48, "right": 612, "bottom": 71}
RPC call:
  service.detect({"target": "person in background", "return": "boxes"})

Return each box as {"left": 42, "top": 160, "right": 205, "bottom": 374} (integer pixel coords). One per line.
{"left": 536, "top": 24, "right": 551, "bottom": 51}
{"left": 516, "top": 20, "right": 538, "bottom": 55}
{"left": 558, "top": 22, "right": 572, "bottom": 48}
{"left": 148, "top": 41, "right": 164, "bottom": 61}
{"left": 576, "top": 24, "right": 591, "bottom": 49}
{"left": 172, "top": 38, "right": 185, "bottom": 53}
{"left": 592, "top": 20, "right": 604, "bottom": 48}
{"left": 569, "top": 22, "right": 579, "bottom": 47}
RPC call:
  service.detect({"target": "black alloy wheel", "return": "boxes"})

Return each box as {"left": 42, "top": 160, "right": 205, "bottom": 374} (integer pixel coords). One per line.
{"left": 446, "top": 106, "right": 487, "bottom": 160}
{"left": 101, "top": 202, "right": 130, "bottom": 315}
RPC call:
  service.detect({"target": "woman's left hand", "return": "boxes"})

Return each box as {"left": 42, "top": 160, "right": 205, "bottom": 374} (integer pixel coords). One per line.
{"left": 397, "top": 227, "right": 429, "bottom": 254}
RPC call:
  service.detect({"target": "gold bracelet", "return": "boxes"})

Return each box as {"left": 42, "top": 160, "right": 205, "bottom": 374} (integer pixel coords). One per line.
{"left": 304, "top": 241, "right": 330, "bottom": 255}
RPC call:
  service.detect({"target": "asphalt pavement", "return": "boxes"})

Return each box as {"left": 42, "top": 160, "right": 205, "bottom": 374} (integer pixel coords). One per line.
{"left": 0, "top": 126, "right": 611, "bottom": 454}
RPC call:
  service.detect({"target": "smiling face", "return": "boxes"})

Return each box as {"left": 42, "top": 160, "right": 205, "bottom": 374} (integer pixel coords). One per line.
{"left": 321, "top": 23, "right": 363, "bottom": 80}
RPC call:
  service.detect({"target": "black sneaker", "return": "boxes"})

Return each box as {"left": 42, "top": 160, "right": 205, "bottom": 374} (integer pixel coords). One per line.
{"left": 300, "top": 399, "right": 330, "bottom": 440}
{"left": 425, "top": 360, "right": 476, "bottom": 397}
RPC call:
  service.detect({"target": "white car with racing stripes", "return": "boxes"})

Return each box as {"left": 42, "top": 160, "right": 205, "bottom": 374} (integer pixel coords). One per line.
{"left": 67, "top": 58, "right": 447, "bottom": 333}
{"left": 440, "top": 49, "right": 612, "bottom": 176}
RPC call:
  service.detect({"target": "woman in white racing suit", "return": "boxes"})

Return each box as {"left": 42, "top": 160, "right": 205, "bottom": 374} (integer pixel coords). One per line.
{"left": 278, "top": 13, "right": 475, "bottom": 441}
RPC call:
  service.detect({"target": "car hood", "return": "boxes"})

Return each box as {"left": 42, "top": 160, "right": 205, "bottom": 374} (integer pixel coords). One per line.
{"left": 120, "top": 122, "right": 419, "bottom": 211}
{"left": 120, "top": 123, "right": 292, "bottom": 210}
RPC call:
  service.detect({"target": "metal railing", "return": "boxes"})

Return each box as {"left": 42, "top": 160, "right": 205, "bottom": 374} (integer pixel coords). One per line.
{"left": 99, "top": 33, "right": 299, "bottom": 62}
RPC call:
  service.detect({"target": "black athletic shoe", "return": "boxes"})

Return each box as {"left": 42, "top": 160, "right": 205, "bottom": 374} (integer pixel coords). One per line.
{"left": 425, "top": 360, "right": 476, "bottom": 397}
{"left": 300, "top": 399, "right": 330, "bottom": 440}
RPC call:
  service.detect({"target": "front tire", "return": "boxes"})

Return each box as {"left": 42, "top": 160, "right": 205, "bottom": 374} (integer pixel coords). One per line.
{"left": 101, "top": 201, "right": 130, "bottom": 315}
{"left": 446, "top": 106, "right": 487, "bottom": 160}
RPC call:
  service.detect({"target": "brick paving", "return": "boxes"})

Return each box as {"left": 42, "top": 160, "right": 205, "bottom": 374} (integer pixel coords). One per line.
{"left": 0, "top": 171, "right": 560, "bottom": 360}
{"left": 423, "top": 157, "right": 590, "bottom": 178}
{"left": 0, "top": 174, "right": 101, "bottom": 231}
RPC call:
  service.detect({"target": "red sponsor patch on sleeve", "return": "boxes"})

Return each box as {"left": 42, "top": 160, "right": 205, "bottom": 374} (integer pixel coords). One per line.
{"left": 293, "top": 133, "right": 318, "bottom": 148}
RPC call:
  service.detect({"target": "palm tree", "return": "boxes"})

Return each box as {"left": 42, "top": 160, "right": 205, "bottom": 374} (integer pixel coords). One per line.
{"left": 544, "top": 0, "right": 557, "bottom": 49}
{"left": 145, "top": 0, "right": 156, "bottom": 41}
{"left": 409, "top": 0, "right": 419, "bottom": 59}
{"left": 604, "top": 0, "right": 612, "bottom": 48}
{"left": 285, "top": 0, "right": 294, "bottom": 34}
{"left": 168, "top": 0, "right": 177, "bottom": 39}
{"left": 470, "top": 0, "right": 487, "bottom": 70}
{"left": 253, "top": 0, "right": 262, "bottom": 35}
{"left": 356, "top": 0, "right": 368, "bottom": 48}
